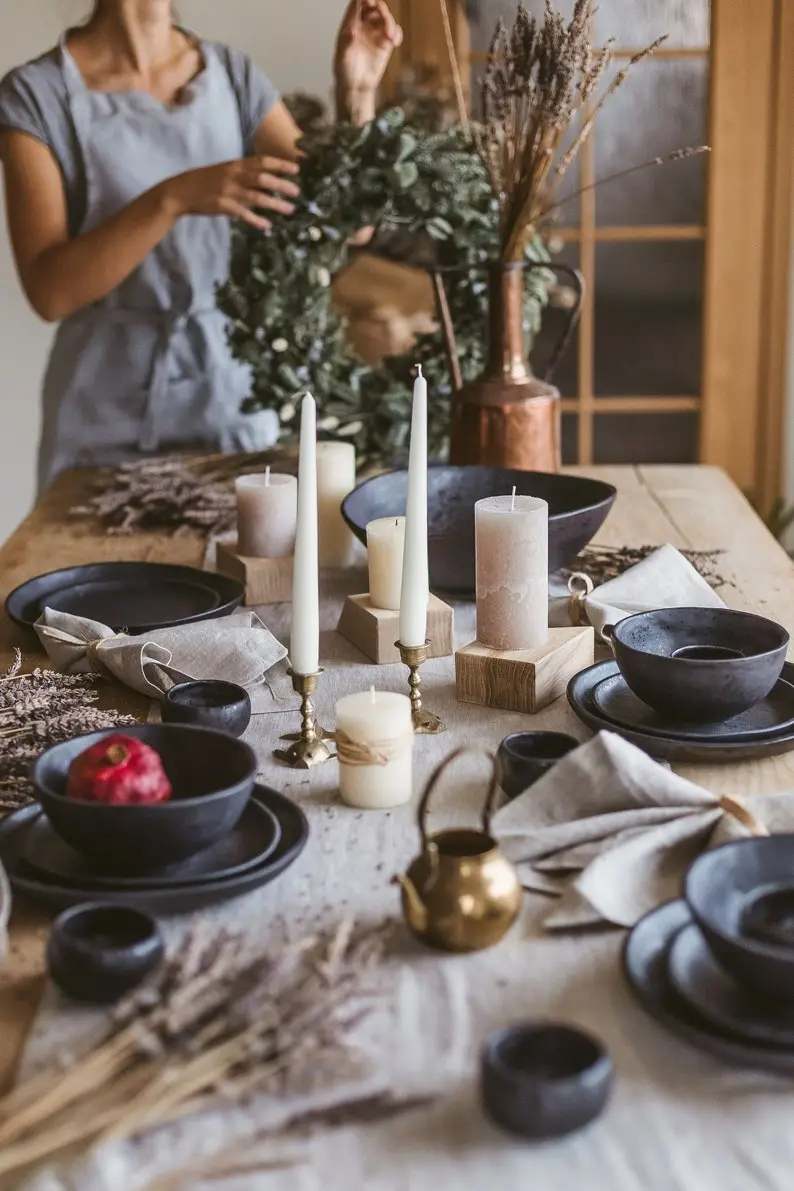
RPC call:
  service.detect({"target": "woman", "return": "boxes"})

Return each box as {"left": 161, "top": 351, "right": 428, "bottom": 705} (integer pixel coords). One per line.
{"left": 0, "top": 0, "right": 401, "bottom": 491}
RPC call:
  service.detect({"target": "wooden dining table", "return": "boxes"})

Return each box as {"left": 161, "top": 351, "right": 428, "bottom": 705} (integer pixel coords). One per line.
{"left": 1, "top": 461, "right": 793, "bottom": 1102}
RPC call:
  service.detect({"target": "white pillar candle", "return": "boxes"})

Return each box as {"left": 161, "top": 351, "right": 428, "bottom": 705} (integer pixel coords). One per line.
{"left": 366, "top": 517, "right": 405, "bottom": 610}
{"left": 335, "top": 689, "right": 414, "bottom": 809}
{"left": 398, "top": 368, "right": 429, "bottom": 647}
{"left": 316, "top": 441, "right": 357, "bottom": 568}
{"left": 235, "top": 471, "right": 297, "bottom": 558}
{"left": 475, "top": 495, "right": 548, "bottom": 651}
{"left": 290, "top": 394, "right": 320, "bottom": 675}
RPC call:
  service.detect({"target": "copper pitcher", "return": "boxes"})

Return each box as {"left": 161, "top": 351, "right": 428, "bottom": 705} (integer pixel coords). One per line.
{"left": 433, "top": 260, "right": 583, "bottom": 472}
{"left": 393, "top": 748, "right": 522, "bottom": 953}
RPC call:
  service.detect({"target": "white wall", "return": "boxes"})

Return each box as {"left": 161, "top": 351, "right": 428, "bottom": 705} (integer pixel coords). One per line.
{"left": 0, "top": 0, "right": 346, "bottom": 541}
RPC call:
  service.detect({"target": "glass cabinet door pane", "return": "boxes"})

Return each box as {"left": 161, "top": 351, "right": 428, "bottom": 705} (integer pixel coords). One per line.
{"left": 595, "top": 0, "right": 710, "bottom": 49}
{"left": 594, "top": 412, "right": 699, "bottom": 463}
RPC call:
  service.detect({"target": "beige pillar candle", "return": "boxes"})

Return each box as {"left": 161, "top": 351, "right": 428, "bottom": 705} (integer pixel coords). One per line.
{"left": 335, "top": 689, "right": 414, "bottom": 809}
{"left": 366, "top": 517, "right": 405, "bottom": 610}
{"left": 316, "top": 441, "right": 356, "bottom": 568}
{"left": 235, "top": 471, "right": 297, "bottom": 558}
{"left": 475, "top": 494, "right": 548, "bottom": 651}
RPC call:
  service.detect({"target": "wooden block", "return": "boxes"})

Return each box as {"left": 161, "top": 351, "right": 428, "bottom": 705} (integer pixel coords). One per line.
{"left": 337, "top": 593, "right": 455, "bottom": 664}
{"left": 455, "top": 627, "right": 595, "bottom": 714}
{"left": 216, "top": 540, "right": 293, "bottom": 605}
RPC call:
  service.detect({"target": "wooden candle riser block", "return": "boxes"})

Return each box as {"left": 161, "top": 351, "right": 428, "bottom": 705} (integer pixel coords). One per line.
{"left": 337, "top": 593, "right": 455, "bottom": 664}
{"left": 216, "top": 541, "right": 293, "bottom": 605}
{"left": 455, "top": 627, "right": 595, "bottom": 714}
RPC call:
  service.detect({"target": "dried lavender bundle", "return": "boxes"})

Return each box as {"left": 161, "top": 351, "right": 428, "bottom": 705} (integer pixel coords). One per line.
{"left": 0, "top": 649, "right": 137, "bottom": 810}
{"left": 566, "top": 545, "right": 726, "bottom": 589}
{"left": 477, "top": 0, "right": 709, "bottom": 261}
{"left": 0, "top": 919, "right": 392, "bottom": 1180}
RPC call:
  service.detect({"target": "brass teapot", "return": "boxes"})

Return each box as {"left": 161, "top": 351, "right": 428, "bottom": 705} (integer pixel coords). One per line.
{"left": 394, "top": 748, "right": 522, "bottom": 953}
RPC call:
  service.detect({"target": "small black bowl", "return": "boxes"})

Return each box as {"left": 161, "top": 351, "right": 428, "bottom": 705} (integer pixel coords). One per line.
{"left": 47, "top": 903, "right": 164, "bottom": 1003}
{"left": 606, "top": 607, "right": 788, "bottom": 723}
{"left": 34, "top": 724, "right": 256, "bottom": 873}
{"left": 162, "top": 681, "right": 252, "bottom": 738}
{"left": 685, "top": 836, "right": 794, "bottom": 1001}
{"left": 497, "top": 732, "right": 578, "bottom": 800}
{"left": 481, "top": 1022, "right": 613, "bottom": 1140}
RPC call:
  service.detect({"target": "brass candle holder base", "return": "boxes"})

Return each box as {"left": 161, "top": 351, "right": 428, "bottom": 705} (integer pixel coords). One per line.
{"left": 396, "top": 640, "right": 446, "bottom": 735}
{"left": 274, "top": 669, "right": 334, "bottom": 768}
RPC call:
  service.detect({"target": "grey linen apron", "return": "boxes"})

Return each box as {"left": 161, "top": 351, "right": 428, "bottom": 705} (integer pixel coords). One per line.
{"left": 38, "top": 36, "right": 275, "bottom": 490}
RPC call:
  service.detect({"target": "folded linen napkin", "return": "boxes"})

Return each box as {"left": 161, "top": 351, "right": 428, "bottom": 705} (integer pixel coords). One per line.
{"left": 34, "top": 608, "right": 287, "bottom": 698}
{"left": 492, "top": 730, "right": 794, "bottom": 931}
{"left": 549, "top": 543, "right": 724, "bottom": 637}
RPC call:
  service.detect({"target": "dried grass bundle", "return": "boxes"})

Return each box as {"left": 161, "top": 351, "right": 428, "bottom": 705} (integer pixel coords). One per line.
{"left": 0, "top": 919, "right": 391, "bottom": 1182}
{"left": 477, "top": 0, "right": 709, "bottom": 261}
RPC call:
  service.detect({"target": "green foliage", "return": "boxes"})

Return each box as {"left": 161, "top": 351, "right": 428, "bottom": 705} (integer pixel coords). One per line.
{"left": 217, "top": 109, "right": 553, "bottom": 469}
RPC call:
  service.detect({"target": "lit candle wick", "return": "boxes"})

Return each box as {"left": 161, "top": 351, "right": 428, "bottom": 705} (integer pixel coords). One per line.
{"left": 511, "top": 485, "right": 517, "bottom": 512}
{"left": 265, "top": 465, "right": 271, "bottom": 487}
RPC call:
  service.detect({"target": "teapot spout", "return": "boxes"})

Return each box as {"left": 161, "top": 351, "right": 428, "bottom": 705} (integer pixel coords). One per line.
{"left": 393, "top": 873, "right": 429, "bottom": 934}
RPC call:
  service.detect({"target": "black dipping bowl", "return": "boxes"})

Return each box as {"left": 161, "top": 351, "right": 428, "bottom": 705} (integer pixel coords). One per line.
{"left": 163, "top": 681, "right": 252, "bottom": 738}
{"left": 481, "top": 1022, "right": 613, "bottom": 1140}
{"left": 47, "top": 903, "right": 164, "bottom": 1003}
{"left": 497, "top": 732, "right": 579, "bottom": 800}
{"left": 342, "top": 466, "right": 616, "bottom": 594}
{"left": 34, "top": 724, "right": 256, "bottom": 873}
{"left": 606, "top": 608, "right": 788, "bottom": 723}
{"left": 686, "top": 836, "right": 794, "bottom": 1001}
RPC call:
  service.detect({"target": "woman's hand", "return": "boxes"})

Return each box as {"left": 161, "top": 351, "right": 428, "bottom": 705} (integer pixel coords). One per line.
{"left": 335, "top": 0, "right": 403, "bottom": 124}
{"left": 161, "top": 156, "right": 300, "bottom": 231}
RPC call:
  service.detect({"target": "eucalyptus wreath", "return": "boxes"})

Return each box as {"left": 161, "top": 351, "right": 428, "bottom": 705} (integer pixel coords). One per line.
{"left": 217, "top": 109, "right": 553, "bottom": 468}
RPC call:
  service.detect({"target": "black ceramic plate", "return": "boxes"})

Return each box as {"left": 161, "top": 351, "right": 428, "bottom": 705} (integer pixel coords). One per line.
{"left": 667, "top": 922, "right": 794, "bottom": 1047}
{"left": 623, "top": 899, "right": 794, "bottom": 1074}
{"left": 341, "top": 466, "right": 616, "bottom": 594}
{"left": 0, "top": 786, "right": 308, "bottom": 914}
{"left": 592, "top": 672, "right": 794, "bottom": 743}
{"left": 5, "top": 563, "right": 244, "bottom": 633}
{"left": 20, "top": 799, "right": 281, "bottom": 890}
{"left": 568, "top": 660, "right": 794, "bottom": 762}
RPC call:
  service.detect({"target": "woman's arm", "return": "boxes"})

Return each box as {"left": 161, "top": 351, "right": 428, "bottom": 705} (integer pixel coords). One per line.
{"left": 0, "top": 130, "right": 299, "bottom": 323}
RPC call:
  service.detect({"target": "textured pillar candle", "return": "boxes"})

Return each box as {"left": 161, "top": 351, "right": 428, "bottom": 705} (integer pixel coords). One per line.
{"left": 336, "top": 689, "right": 414, "bottom": 809}
{"left": 366, "top": 517, "right": 405, "bottom": 610}
{"left": 290, "top": 395, "right": 320, "bottom": 675}
{"left": 316, "top": 441, "right": 357, "bottom": 567}
{"left": 475, "top": 495, "right": 548, "bottom": 650}
{"left": 235, "top": 472, "right": 297, "bottom": 558}
{"left": 398, "top": 368, "right": 429, "bottom": 647}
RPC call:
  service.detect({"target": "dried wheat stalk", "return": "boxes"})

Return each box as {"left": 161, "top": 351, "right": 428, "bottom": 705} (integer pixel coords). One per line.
{"left": 0, "top": 649, "right": 137, "bottom": 810}
{"left": 567, "top": 545, "right": 726, "bottom": 588}
{"left": 0, "top": 919, "right": 392, "bottom": 1181}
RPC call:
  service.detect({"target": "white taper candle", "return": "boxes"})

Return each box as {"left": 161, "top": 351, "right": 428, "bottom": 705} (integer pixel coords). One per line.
{"left": 398, "top": 366, "right": 429, "bottom": 648}
{"left": 290, "top": 393, "right": 320, "bottom": 674}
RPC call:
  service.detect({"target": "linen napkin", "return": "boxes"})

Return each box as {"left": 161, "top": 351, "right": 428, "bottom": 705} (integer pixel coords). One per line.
{"left": 0, "top": 857, "right": 9, "bottom": 963}
{"left": 549, "top": 543, "right": 725, "bottom": 637}
{"left": 492, "top": 730, "right": 794, "bottom": 931}
{"left": 34, "top": 608, "right": 287, "bottom": 698}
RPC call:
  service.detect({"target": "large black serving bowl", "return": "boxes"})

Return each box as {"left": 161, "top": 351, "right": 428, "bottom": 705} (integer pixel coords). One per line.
{"left": 341, "top": 466, "right": 617, "bottom": 594}
{"left": 34, "top": 724, "right": 256, "bottom": 873}
{"left": 686, "top": 836, "right": 794, "bottom": 1002}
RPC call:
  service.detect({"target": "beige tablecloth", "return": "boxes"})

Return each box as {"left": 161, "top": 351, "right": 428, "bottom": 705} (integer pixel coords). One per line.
{"left": 18, "top": 564, "right": 794, "bottom": 1191}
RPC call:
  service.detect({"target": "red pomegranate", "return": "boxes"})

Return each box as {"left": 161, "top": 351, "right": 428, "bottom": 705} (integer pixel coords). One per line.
{"left": 66, "top": 734, "right": 172, "bottom": 806}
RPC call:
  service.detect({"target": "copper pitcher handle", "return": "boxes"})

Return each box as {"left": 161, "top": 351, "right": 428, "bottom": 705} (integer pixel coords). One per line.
{"left": 417, "top": 748, "right": 501, "bottom": 845}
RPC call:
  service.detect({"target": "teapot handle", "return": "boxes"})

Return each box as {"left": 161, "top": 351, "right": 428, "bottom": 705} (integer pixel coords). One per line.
{"left": 417, "top": 748, "right": 501, "bottom": 846}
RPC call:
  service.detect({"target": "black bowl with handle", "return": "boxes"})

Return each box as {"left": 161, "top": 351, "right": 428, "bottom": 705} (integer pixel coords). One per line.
{"left": 341, "top": 466, "right": 616, "bottom": 594}
{"left": 34, "top": 724, "right": 256, "bottom": 874}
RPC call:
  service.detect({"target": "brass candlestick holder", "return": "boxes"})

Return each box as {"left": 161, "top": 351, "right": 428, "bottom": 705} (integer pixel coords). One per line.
{"left": 274, "top": 669, "right": 334, "bottom": 768}
{"left": 396, "top": 640, "right": 446, "bottom": 735}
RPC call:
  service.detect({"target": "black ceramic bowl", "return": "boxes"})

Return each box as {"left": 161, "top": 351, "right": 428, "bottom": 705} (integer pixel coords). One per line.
{"left": 162, "top": 681, "right": 252, "bottom": 738}
{"left": 685, "top": 836, "right": 794, "bottom": 1001}
{"left": 341, "top": 466, "right": 616, "bottom": 594}
{"left": 47, "top": 903, "right": 164, "bottom": 1003}
{"left": 34, "top": 724, "right": 256, "bottom": 873}
{"left": 481, "top": 1022, "right": 613, "bottom": 1140}
{"left": 497, "top": 732, "right": 579, "bottom": 801}
{"left": 606, "top": 608, "right": 788, "bottom": 723}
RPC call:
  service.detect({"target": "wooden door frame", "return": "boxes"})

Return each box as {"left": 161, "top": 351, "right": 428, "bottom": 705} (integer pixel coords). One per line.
{"left": 385, "top": 0, "right": 794, "bottom": 503}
